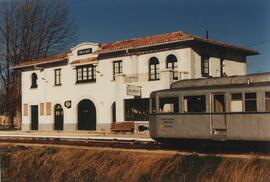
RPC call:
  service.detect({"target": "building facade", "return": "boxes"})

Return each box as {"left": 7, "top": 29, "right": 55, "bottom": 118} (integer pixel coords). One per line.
{"left": 13, "top": 31, "right": 258, "bottom": 131}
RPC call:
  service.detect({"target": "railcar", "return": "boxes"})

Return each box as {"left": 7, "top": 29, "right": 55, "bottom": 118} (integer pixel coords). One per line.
{"left": 149, "top": 73, "right": 270, "bottom": 142}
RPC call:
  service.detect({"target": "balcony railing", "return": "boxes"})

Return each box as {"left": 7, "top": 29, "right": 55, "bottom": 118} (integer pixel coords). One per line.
{"left": 124, "top": 71, "right": 182, "bottom": 83}
{"left": 125, "top": 73, "right": 149, "bottom": 83}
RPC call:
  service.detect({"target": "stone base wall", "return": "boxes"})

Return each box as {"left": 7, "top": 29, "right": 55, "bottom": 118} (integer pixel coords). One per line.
{"left": 21, "top": 123, "right": 111, "bottom": 132}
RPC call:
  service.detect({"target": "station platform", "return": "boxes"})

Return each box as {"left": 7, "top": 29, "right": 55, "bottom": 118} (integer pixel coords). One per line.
{"left": 0, "top": 130, "right": 154, "bottom": 142}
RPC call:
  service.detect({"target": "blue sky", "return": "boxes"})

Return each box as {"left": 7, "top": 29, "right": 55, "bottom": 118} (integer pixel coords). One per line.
{"left": 67, "top": 0, "right": 270, "bottom": 73}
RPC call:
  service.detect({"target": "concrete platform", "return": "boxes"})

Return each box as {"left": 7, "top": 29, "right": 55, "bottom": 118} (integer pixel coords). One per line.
{"left": 0, "top": 130, "right": 154, "bottom": 142}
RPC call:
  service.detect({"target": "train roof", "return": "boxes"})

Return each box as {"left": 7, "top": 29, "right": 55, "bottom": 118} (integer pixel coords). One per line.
{"left": 170, "top": 72, "right": 270, "bottom": 89}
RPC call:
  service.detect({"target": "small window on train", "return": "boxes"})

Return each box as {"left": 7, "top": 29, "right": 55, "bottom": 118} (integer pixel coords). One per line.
{"left": 231, "top": 93, "right": 243, "bottom": 112}
{"left": 159, "top": 97, "right": 179, "bottom": 113}
{"left": 184, "top": 95, "right": 206, "bottom": 112}
{"left": 151, "top": 98, "right": 156, "bottom": 113}
{"left": 265, "top": 92, "right": 270, "bottom": 112}
{"left": 245, "top": 93, "right": 257, "bottom": 112}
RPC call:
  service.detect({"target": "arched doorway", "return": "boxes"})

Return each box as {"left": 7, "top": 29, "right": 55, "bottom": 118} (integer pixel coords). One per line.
{"left": 54, "top": 104, "right": 63, "bottom": 130}
{"left": 78, "top": 99, "right": 96, "bottom": 130}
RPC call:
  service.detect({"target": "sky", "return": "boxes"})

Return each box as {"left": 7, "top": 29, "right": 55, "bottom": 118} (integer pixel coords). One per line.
{"left": 67, "top": 0, "right": 270, "bottom": 73}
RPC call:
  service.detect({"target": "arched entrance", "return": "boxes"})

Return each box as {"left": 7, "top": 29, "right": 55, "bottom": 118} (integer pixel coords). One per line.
{"left": 54, "top": 104, "right": 63, "bottom": 130}
{"left": 78, "top": 99, "right": 96, "bottom": 130}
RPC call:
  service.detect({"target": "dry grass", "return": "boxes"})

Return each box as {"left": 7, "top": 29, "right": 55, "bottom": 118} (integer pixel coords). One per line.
{"left": 1, "top": 145, "right": 270, "bottom": 182}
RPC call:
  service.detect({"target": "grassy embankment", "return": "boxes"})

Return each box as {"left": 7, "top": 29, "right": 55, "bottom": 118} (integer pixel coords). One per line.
{"left": 0, "top": 145, "right": 269, "bottom": 182}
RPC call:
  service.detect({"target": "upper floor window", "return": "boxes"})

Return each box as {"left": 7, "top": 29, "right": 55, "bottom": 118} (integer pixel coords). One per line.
{"left": 201, "top": 55, "right": 209, "bottom": 77}
{"left": 149, "top": 57, "right": 160, "bottom": 81}
{"left": 55, "top": 69, "right": 61, "bottom": 86}
{"left": 31, "top": 73, "right": 38, "bottom": 88}
{"left": 113, "top": 60, "right": 122, "bottom": 80}
{"left": 76, "top": 64, "right": 96, "bottom": 83}
{"left": 166, "top": 54, "right": 178, "bottom": 80}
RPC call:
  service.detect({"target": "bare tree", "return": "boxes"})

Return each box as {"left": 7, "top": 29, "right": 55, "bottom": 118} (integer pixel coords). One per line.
{"left": 0, "top": 0, "right": 76, "bottom": 126}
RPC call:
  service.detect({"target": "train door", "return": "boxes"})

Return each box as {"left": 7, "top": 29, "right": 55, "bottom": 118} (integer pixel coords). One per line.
{"left": 211, "top": 93, "right": 227, "bottom": 137}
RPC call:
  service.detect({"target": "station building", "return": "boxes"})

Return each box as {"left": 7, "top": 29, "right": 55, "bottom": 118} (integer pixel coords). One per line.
{"left": 13, "top": 31, "right": 258, "bottom": 132}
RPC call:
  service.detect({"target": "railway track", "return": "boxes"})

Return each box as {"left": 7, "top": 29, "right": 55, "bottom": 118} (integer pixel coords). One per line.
{"left": 0, "top": 134, "right": 270, "bottom": 157}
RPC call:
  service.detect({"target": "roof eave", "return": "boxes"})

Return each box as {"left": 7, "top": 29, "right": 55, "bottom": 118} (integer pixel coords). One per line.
{"left": 95, "top": 38, "right": 195, "bottom": 54}
{"left": 12, "top": 58, "right": 67, "bottom": 70}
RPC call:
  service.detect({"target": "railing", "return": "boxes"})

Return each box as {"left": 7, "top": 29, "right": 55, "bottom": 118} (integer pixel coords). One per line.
{"left": 124, "top": 71, "right": 182, "bottom": 83}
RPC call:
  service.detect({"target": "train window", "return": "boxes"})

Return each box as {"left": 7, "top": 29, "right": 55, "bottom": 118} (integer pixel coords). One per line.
{"left": 213, "top": 94, "right": 225, "bottom": 112}
{"left": 245, "top": 93, "right": 257, "bottom": 112}
{"left": 184, "top": 95, "right": 206, "bottom": 112}
{"left": 231, "top": 93, "right": 243, "bottom": 112}
{"left": 159, "top": 97, "right": 179, "bottom": 113}
{"left": 265, "top": 92, "right": 270, "bottom": 112}
{"left": 151, "top": 98, "right": 156, "bottom": 113}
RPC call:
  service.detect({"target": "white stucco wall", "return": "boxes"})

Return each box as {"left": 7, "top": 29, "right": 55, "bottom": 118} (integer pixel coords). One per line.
{"left": 21, "top": 42, "right": 248, "bottom": 131}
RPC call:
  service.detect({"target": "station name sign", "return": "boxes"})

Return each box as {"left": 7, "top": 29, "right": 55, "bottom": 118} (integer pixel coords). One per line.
{"left": 127, "top": 85, "right": 141, "bottom": 96}
{"left": 77, "top": 48, "right": 92, "bottom": 56}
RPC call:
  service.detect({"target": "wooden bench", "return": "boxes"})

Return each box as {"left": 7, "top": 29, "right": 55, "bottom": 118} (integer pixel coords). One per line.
{"left": 111, "top": 122, "right": 135, "bottom": 134}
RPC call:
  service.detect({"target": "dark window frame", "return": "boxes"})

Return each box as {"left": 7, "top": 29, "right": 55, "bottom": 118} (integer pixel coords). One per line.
{"left": 201, "top": 55, "right": 209, "bottom": 77}
{"left": 31, "top": 73, "right": 38, "bottom": 88}
{"left": 184, "top": 95, "right": 206, "bottom": 113}
{"left": 166, "top": 54, "right": 178, "bottom": 80}
{"left": 124, "top": 98, "right": 150, "bottom": 121}
{"left": 76, "top": 64, "right": 96, "bottom": 83}
{"left": 159, "top": 97, "right": 179, "bottom": 113}
{"left": 148, "top": 57, "right": 160, "bottom": 81}
{"left": 54, "top": 69, "right": 61, "bottom": 86}
{"left": 244, "top": 92, "right": 257, "bottom": 112}
{"left": 113, "top": 60, "right": 123, "bottom": 80}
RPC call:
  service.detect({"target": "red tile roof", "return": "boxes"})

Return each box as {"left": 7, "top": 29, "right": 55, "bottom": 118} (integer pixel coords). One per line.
{"left": 98, "top": 31, "right": 258, "bottom": 55}
{"left": 70, "top": 57, "right": 96, "bottom": 65}
{"left": 99, "top": 31, "right": 193, "bottom": 53}
{"left": 13, "top": 31, "right": 258, "bottom": 69}
{"left": 12, "top": 51, "right": 70, "bottom": 69}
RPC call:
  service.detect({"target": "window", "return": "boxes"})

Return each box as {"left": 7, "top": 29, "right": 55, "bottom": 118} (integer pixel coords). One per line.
{"left": 212, "top": 94, "right": 225, "bottom": 112}
{"left": 265, "top": 92, "right": 270, "bottom": 112}
{"left": 113, "top": 61, "right": 123, "bottom": 80}
{"left": 184, "top": 95, "right": 206, "bottom": 112}
{"left": 40, "top": 103, "right": 44, "bottom": 116}
{"left": 55, "top": 69, "right": 61, "bottom": 86}
{"left": 151, "top": 98, "right": 156, "bottom": 113}
{"left": 159, "top": 97, "right": 179, "bottom": 113}
{"left": 31, "top": 73, "right": 38, "bottom": 88}
{"left": 231, "top": 93, "right": 243, "bottom": 112}
{"left": 149, "top": 57, "right": 160, "bottom": 81}
{"left": 166, "top": 54, "right": 178, "bottom": 80}
{"left": 76, "top": 65, "right": 96, "bottom": 83}
{"left": 201, "top": 55, "right": 209, "bottom": 76}
{"left": 124, "top": 98, "right": 149, "bottom": 121}
{"left": 245, "top": 93, "right": 257, "bottom": 112}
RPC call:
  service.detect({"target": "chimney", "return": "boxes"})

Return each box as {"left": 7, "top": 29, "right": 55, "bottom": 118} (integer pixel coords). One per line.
{"left": 206, "top": 30, "right": 209, "bottom": 39}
